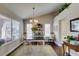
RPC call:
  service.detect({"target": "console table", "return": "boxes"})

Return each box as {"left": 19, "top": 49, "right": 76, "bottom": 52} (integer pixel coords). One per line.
{"left": 63, "top": 41, "right": 79, "bottom": 56}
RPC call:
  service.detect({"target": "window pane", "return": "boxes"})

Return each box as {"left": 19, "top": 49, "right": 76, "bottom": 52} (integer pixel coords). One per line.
{"left": 12, "top": 20, "right": 20, "bottom": 40}
{"left": 0, "top": 15, "right": 20, "bottom": 46}
{"left": 26, "top": 24, "right": 32, "bottom": 39}
{"left": 0, "top": 17, "right": 11, "bottom": 45}
{"left": 44, "top": 24, "right": 51, "bottom": 38}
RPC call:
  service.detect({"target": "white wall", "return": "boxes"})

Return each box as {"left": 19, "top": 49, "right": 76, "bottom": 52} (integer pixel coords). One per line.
{"left": 25, "top": 13, "right": 58, "bottom": 32}
{"left": 0, "top": 4, "right": 21, "bottom": 20}
{"left": 53, "top": 3, "right": 79, "bottom": 46}
{"left": 0, "top": 4, "right": 23, "bottom": 55}
{"left": 53, "top": 3, "right": 79, "bottom": 55}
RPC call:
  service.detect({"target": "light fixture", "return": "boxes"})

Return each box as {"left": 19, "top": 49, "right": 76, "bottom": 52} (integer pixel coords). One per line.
{"left": 30, "top": 7, "right": 38, "bottom": 24}
{"left": 34, "top": 19, "right": 38, "bottom": 23}
{"left": 30, "top": 19, "right": 38, "bottom": 23}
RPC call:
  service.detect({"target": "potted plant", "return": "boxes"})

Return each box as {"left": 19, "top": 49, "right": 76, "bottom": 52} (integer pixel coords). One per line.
{"left": 64, "top": 35, "right": 76, "bottom": 45}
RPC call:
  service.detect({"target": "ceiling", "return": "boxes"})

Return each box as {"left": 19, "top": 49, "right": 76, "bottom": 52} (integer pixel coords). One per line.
{"left": 1, "top": 3, "right": 63, "bottom": 19}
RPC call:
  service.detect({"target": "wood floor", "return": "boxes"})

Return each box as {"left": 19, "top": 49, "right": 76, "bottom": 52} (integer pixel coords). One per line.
{"left": 51, "top": 43, "right": 63, "bottom": 56}
{"left": 8, "top": 42, "right": 63, "bottom": 56}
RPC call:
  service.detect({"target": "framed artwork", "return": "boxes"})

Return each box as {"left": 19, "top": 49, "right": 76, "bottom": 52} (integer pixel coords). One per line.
{"left": 70, "top": 17, "right": 79, "bottom": 32}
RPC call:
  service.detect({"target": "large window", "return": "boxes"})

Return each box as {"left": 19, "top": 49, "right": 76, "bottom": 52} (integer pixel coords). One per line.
{"left": 0, "top": 15, "right": 20, "bottom": 46}
{"left": 44, "top": 24, "right": 51, "bottom": 38}
{"left": 26, "top": 24, "right": 32, "bottom": 39}
{"left": 1, "top": 18, "right": 11, "bottom": 42}
{"left": 12, "top": 20, "right": 20, "bottom": 40}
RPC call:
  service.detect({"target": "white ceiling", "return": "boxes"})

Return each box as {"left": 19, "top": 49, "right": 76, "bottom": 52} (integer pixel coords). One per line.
{"left": 1, "top": 3, "right": 63, "bottom": 19}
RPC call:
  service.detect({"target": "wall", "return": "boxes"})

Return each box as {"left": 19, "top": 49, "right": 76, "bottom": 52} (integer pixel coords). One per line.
{"left": 25, "top": 12, "right": 58, "bottom": 33}
{"left": 0, "top": 4, "right": 23, "bottom": 55}
{"left": 53, "top": 3, "right": 79, "bottom": 55}
{"left": 59, "top": 19, "right": 70, "bottom": 42}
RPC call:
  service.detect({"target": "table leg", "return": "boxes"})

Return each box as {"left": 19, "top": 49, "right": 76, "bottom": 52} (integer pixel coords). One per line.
{"left": 68, "top": 47, "right": 70, "bottom": 56}
{"left": 62, "top": 44, "right": 65, "bottom": 56}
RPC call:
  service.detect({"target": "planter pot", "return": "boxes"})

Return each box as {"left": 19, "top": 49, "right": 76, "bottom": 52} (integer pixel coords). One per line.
{"left": 70, "top": 40, "right": 77, "bottom": 45}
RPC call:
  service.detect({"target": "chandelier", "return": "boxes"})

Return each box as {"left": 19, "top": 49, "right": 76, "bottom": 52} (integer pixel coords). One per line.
{"left": 30, "top": 7, "right": 38, "bottom": 25}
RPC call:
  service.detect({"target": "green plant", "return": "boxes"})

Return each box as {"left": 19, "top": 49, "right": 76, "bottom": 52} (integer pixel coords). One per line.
{"left": 32, "top": 27, "right": 38, "bottom": 32}
{"left": 64, "top": 35, "right": 75, "bottom": 42}
{"left": 59, "top": 3, "right": 71, "bottom": 13}
{"left": 32, "top": 23, "right": 42, "bottom": 32}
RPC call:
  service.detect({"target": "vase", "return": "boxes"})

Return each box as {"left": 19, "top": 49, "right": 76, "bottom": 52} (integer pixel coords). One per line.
{"left": 70, "top": 40, "right": 77, "bottom": 45}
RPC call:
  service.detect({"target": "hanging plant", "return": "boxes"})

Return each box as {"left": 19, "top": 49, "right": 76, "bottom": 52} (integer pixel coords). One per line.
{"left": 59, "top": 3, "right": 71, "bottom": 13}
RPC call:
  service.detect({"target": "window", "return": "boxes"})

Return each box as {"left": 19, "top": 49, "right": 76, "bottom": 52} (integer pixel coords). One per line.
{"left": 26, "top": 24, "right": 33, "bottom": 39}
{"left": 0, "top": 18, "right": 11, "bottom": 45}
{"left": 44, "top": 24, "right": 51, "bottom": 38}
{"left": 0, "top": 15, "right": 20, "bottom": 46}
{"left": 12, "top": 20, "right": 20, "bottom": 40}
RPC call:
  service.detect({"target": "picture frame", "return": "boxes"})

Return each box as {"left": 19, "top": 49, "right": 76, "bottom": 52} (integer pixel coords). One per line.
{"left": 70, "top": 17, "right": 79, "bottom": 32}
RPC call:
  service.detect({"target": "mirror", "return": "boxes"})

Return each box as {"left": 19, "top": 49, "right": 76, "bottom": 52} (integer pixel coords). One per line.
{"left": 70, "top": 18, "right": 79, "bottom": 32}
